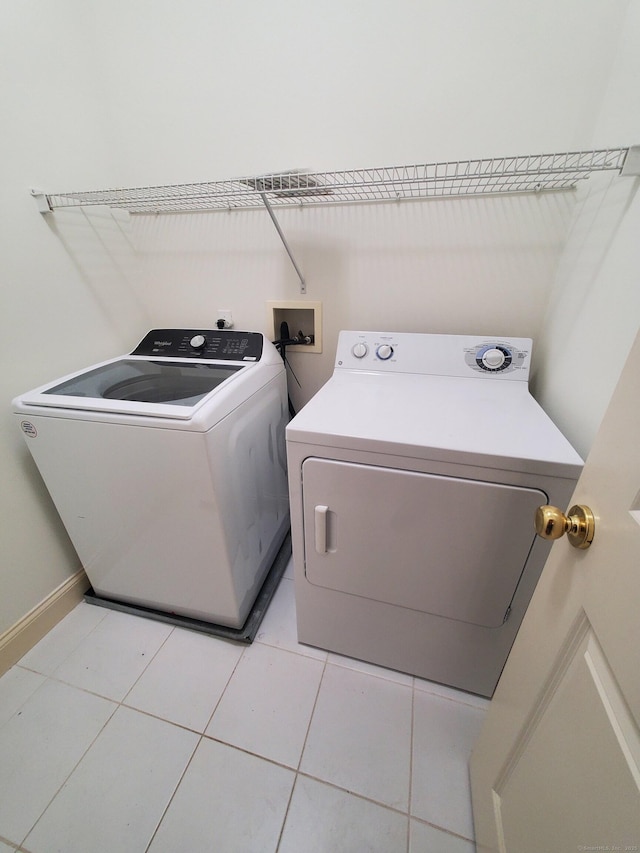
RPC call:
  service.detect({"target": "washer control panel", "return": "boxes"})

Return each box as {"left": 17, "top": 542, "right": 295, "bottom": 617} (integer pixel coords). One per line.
{"left": 131, "top": 329, "right": 264, "bottom": 361}
{"left": 336, "top": 331, "right": 532, "bottom": 380}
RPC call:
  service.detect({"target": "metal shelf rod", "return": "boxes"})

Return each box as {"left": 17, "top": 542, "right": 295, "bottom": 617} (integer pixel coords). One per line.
{"left": 259, "top": 192, "right": 306, "bottom": 294}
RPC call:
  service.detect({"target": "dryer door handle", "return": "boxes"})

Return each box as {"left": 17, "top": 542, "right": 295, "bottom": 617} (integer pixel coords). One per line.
{"left": 315, "top": 505, "right": 330, "bottom": 554}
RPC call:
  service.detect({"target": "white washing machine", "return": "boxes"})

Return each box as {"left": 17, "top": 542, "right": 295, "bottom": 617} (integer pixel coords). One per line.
{"left": 286, "top": 331, "right": 583, "bottom": 696}
{"left": 14, "top": 329, "right": 290, "bottom": 637}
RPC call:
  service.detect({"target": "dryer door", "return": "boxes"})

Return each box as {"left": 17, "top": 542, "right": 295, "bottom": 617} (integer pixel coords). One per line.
{"left": 302, "top": 458, "right": 547, "bottom": 628}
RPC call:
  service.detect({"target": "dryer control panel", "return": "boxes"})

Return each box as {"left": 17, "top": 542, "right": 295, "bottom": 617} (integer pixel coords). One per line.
{"left": 131, "top": 329, "right": 264, "bottom": 361}
{"left": 334, "top": 331, "right": 532, "bottom": 380}
{"left": 463, "top": 342, "right": 530, "bottom": 375}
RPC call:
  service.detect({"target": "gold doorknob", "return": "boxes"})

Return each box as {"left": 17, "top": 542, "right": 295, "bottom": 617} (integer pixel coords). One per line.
{"left": 534, "top": 504, "right": 595, "bottom": 549}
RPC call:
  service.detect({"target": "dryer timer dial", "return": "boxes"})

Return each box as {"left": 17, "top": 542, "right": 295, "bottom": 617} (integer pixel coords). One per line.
{"left": 477, "top": 345, "right": 512, "bottom": 371}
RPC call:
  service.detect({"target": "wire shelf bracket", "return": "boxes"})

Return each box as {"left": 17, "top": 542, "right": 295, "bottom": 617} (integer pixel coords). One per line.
{"left": 620, "top": 144, "right": 640, "bottom": 176}
{"left": 32, "top": 146, "right": 639, "bottom": 295}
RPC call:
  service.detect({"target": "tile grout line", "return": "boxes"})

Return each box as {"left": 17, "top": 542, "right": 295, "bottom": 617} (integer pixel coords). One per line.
{"left": 10, "top": 604, "right": 111, "bottom": 686}
{"left": 407, "top": 681, "right": 416, "bottom": 853}
{"left": 200, "top": 642, "right": 249, "bottom": 734}
{"left": 1, "top": 593, "right": 485, "bottom": 851}
{"left": 143, "top": 633, "right": 253, "bottom": 850}
{"left": 9, "top": 616, "right": 177, "bottom": 852}
{"left": 120, "top": 624, "right": 177, "bottom": 706}
{"left": 12, "top": 610, "right": 177, "bottom": 717}
{"left": 413, "top": 679, "right": 490, "bottom": 712}
{"left": 189, "top": 729, "right": 423, "bottom": 827}
{"left": 273, "top": 651, "right": 330, "bottom": 852}
{"left": 294, "top": 654, "right": 329, "bottom": 775}
{"left": 0, "top": 668, "right": 46, "bottom": 730}
{"left": 412, "top": 817, "right": 478, "bottom": 845}
{"left": 142, "top": 640, "right": 252, "bottom": 850}
{"left": 143, "top": 731, "right": 203, "bottom": 853}
{"left": 293, "top": 769, "right": 416, "bottom": 820}
{"left": 15, "top": 686, "right": 120, "bottom": 852}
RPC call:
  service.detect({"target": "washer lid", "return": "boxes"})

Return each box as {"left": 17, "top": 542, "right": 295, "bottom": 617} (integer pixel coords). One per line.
{"left": 44, "top": 359, "right": 242, "bottom": 406}
{"left": 14, "top": 355, "right": 253, "bottom": 421}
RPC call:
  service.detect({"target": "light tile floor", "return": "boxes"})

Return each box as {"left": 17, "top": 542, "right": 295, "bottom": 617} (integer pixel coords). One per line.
{"left": 0, "top": 561, "right": 488, "bottom": 852}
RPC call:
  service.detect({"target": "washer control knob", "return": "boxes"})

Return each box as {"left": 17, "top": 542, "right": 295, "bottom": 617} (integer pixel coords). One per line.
{"left": 376, "top": 344, "right": 394, "bottom": 361}
{"left": 351, "top": 342, "right": 369, "bottom": 359}
{"left": 190, "top": 334, "right": 207, "bottom": 350}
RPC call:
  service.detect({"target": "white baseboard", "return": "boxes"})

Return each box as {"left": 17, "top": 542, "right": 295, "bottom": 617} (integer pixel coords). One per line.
{"left": 0, "top": 570, "right": 89, "bottom": 677}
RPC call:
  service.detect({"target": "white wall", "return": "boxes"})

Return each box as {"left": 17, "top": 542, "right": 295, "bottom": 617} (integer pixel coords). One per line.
{"left": 532, "top": 173, "right": 640, "bottom": 458}
{"left": 0, "top": 4, "right": 148, "bottom": 634}
{"left": 78, "top": 0, "right": 628, "bottom": 181}
{"left": 127, "top": 190, "right": 575, "bottom": 409}
{"left": 0, "top": 0, "right": 634, "bottom": 637}
{"left": 533, "top": 0, "right": 640, "bottom": 458}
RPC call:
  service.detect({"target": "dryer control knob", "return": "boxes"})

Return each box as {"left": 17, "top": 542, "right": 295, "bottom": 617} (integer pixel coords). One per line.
{"left": 482, "top": 347, "right": 506, "bottom": 369}
{"left": 351, "top": 342, "right": 369, "bottom": 359}
{"left": 376, "top": 344, "right": 394, "bottom": 361}
{"left": 190, "top": 334, "right": 207, "bottom": 350}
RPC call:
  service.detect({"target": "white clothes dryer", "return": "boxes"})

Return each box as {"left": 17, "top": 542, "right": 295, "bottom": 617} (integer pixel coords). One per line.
{"left": 286, "top": 331, "right": 583, "bottom": 696}
{"left": 14, "top": 329, "right": 290, "bottom": 638}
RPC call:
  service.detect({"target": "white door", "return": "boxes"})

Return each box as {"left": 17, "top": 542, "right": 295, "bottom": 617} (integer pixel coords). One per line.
{"left": 469, "top": 330, "right": 640, "bottom": 851}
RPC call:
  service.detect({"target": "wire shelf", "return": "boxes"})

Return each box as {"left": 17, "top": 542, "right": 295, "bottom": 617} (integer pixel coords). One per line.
{"left": 39, "top": 148, "right": 631, "bottom": 215}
